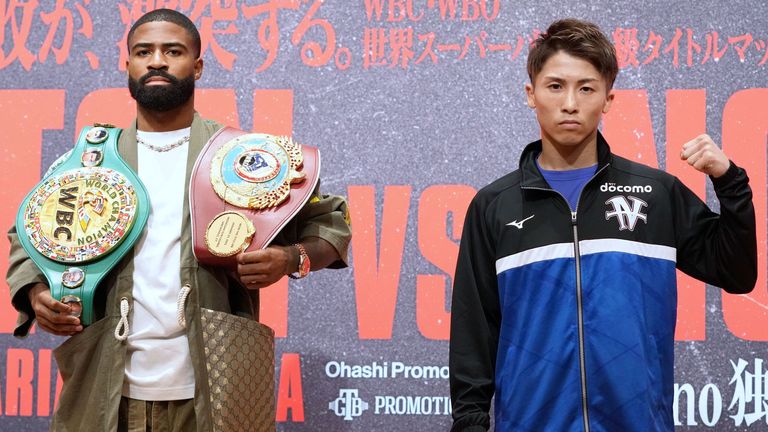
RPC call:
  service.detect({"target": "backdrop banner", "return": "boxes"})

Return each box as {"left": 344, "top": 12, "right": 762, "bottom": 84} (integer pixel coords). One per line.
{"left": 1, "top": 1, "right": 766, "bottom": 430}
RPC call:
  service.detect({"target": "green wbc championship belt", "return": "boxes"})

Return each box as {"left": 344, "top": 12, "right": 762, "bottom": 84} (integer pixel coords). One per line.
{"left": 15, "top": 125, "right": 149, "bottom": 326}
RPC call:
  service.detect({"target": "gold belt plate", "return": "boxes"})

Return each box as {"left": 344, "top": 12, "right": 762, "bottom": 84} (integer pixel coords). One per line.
{"left": 209, "top": 134, "right": 305, "bottom": 209}
{"left": 22, "top": 167, "right": 138, "bottom": 263}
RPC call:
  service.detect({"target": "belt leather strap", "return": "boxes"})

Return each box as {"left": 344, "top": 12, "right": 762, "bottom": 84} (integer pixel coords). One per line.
{"left": 16, "top": 125, "right": 150, "bottom": 326}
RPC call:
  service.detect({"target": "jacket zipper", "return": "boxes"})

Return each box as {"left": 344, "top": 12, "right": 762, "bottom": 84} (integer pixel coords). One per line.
{"left": 570, "top": 165, "right": 608, "bottom": 432}
{"left": 572, "top": 211, "right": 590, "bottom": 432}
{"left": 522, "top": 163, "right": 609, "bottom": 432}
{"left": 570, "top": 164, "right": 608, "bottom": 432}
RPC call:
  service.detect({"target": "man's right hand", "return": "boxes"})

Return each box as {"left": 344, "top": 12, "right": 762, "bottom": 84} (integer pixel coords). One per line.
{"left": 28, "top": 283, "right": 83, "bottom": 336}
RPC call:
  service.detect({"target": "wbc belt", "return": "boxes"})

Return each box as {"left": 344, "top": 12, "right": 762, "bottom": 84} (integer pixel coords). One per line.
{"left": 15, "top": 125, "right": 149, "bottom": 326}
{"left": 190, "top": 127, "right": 320, "bottom": 267}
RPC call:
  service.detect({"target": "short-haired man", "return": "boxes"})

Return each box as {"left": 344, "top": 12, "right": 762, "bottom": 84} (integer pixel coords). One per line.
{"left": 449, "top": 18, "right": 756, "bottom": 431}
{"left": 7, "top": 9, "right": 351, "bottom": 431}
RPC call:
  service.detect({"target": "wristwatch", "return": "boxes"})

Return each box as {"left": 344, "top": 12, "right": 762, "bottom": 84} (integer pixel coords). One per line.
{"left": 289, "top": 243, "right": 310, "bottom": 279}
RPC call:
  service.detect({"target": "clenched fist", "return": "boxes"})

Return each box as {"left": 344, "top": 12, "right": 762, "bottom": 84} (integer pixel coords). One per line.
{"left": 680, "top": 134, "right": 730, "bottom": 178}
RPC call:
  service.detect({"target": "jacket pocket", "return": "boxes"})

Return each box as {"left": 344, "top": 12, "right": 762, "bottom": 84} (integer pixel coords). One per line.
{"left": 52, "top": 316, "right": 122, "bottom": 432}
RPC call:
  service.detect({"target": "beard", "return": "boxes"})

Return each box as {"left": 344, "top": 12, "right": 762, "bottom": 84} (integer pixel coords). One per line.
{"left": 128, "top": 70, "right": 195, "bottom": 112}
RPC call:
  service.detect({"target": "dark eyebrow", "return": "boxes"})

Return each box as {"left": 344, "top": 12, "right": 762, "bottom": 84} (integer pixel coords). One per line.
{"left": 542, "top": 76, "right": 600, "bottom": 84}
{"left": 130, "top": 42, "right": 188, "bottom": 52}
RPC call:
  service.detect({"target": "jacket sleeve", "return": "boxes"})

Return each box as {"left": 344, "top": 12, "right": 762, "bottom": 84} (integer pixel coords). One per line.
{"left": 6, "top": 224, "right": 48, "bottom": 337}
{"left": 450, "top": 194, "right": 501, "bottom": 432}
{"left": 674, "top": 161, "right": 757, "bottom": 293}
{"left": 271, "top": 180, "right": 351, "bottom": 268}
{"left": 6, "top": 149, "right": 75, "bottom": 337}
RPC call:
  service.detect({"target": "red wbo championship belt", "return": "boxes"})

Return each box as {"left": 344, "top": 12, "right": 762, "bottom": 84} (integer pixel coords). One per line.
{"left": 190, "top": 127, "right": 320, "bottom": 268}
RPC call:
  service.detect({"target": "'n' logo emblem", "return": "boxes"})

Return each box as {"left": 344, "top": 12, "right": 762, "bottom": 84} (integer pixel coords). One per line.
{"left": 605, "top": 195, "right": 648, "bottom": 231}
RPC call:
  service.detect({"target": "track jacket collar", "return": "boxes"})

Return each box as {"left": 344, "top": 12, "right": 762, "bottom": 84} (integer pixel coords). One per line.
{"left": 520, "top": 130, "right": 613, "bottom": 189}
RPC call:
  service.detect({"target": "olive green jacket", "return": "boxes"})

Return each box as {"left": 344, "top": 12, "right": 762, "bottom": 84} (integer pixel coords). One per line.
{"left": 6, "top": 113, "right": 351, "bottom": 431}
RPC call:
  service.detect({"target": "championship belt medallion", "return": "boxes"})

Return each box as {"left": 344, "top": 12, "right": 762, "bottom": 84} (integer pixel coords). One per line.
{"left": 16, "top": 125, "right": 149, "bottom": 325}
{"left": 190, "top": 128, "right": 320, "bottom": 267}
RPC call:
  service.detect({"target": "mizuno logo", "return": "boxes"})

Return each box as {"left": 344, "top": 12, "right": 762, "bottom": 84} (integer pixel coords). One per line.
{"left": 605, "top": 195, "right": 648, "bottom": 231}
{"left": 507, "top": 215, "right": 534, "bottom": 229}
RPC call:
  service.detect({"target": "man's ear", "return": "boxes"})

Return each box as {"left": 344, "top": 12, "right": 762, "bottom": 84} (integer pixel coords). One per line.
{"left": 194, "top": 57, "right": 203, "bottom": 80}
{"left": 525, "top": 83, "right": 536, "bottom": 109}
{"left": 602, "top": 90, "right": 615, "bottom": 114}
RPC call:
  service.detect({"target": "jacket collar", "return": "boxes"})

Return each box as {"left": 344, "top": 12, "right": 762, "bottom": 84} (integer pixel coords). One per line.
{"left": 117, "top": 112, "right": 210, "bottom": 270}
{"left": 117, "top": 112, "right": 207, "bottom": 170}
{"left": 519, "top": 130, "right": 613, "bottom": 189}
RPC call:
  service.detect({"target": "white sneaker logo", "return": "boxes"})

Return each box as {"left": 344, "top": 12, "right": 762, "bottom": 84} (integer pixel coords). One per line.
{"left": 507, "top": 215, "right": 534, "bottom": 229}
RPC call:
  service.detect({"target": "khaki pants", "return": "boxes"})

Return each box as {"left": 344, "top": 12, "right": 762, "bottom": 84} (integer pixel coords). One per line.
{"left": 118, "top": 397, "right": 196, "bottom": 432}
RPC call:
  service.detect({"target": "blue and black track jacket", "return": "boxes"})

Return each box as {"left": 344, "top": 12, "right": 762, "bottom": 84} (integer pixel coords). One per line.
{"left": 449, "top": 133, "right": 757, "bottom": 432}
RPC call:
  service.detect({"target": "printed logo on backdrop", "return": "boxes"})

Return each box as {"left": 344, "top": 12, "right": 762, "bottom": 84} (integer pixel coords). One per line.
{"left": 325, "top": 360, "right": 452, "bottom": 419}
{"left": 329, "top": 389, "right": 368, "bottom": 421}
{"left": 674, "top": 358, "right": 768, "bottom": 427}
{"left": 325, "top": 360, "right": 449, "bottom": 380}
{"left": 321, "top": 358, "right": 768, "bottom": 425}
{"left": 605, "top": 195, "right": 648, "bottom": 231}
{"left": 726, "top": 358, "right": 768, "bottom": 427}
{"left": 324, "top": 357, "right": 768, "bottom": 424}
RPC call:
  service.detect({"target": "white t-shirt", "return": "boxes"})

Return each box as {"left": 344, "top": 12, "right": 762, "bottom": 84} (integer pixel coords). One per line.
{"left": 123, "top": 128, "right": 194, "bottom": 401}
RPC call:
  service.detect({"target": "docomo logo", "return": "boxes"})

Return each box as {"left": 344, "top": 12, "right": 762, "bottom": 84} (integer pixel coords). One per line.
{"left": 329, "top": 389, "right": 369, "bottom": 421}
{"left": 601, "top": 182, "right": 654, "bottom": 194}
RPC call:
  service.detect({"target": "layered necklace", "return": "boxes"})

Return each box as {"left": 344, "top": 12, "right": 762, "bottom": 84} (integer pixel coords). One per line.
{"left": 136, "top": 135, "right": 190, "bottom": 152}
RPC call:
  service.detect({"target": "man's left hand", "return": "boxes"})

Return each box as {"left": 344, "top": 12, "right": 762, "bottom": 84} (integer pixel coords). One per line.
{"left": 680, "top": 134, "right": 730, "bottom": 178}
{"left": 236, "top": 246, "right": 296, "bottom": 289}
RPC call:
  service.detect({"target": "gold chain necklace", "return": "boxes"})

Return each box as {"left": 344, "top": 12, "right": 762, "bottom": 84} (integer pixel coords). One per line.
{"left": 136, "top": 135, "right": 190, "bottom": 152}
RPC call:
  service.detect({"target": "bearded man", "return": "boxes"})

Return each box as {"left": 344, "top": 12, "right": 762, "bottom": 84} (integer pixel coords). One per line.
{"left": 7, "top": 9, "right": 351, "bottom": 431}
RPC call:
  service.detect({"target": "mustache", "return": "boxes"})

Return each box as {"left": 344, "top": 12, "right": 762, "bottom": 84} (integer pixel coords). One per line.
{"left": 138, "top": 70, "right": 178, "bottom": 85}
